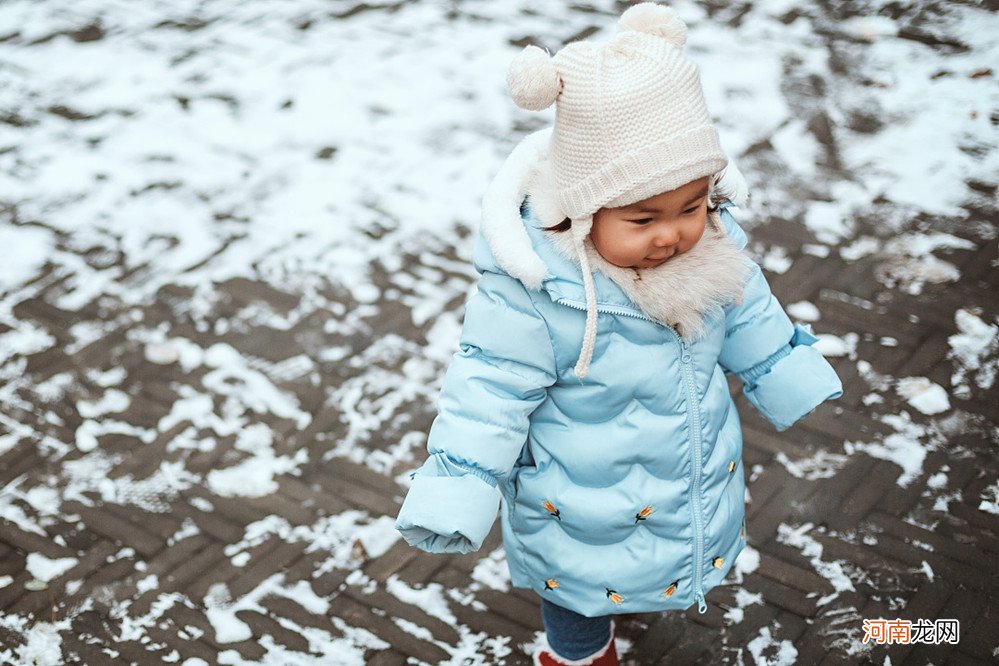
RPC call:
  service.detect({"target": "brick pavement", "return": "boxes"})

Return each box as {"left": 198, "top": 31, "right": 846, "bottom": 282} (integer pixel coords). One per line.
{"left": 2, "top": 1, "right": 998, "bottom": 665}
{"left": 2, "top": 200, "right": 997, "bottom": 664}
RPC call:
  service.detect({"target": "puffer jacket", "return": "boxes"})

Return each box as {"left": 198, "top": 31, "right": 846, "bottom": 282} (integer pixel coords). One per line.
{"left": 395, "top": 130, "right": 843, "bottom": 618}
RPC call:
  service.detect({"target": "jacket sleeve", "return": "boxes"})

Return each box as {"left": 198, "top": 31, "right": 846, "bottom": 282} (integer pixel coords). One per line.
{"left": 395, "top": 270, "right": 557, "bottom": 554}
{"left": 716, "top": 202, "right": 844, "bottom": 432}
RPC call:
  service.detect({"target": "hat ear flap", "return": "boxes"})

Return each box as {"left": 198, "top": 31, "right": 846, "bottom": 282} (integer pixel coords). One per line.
{"left": 507, "top": 45, "right": 563, "bottom": 111}
{"left": 617, "top": 2, "right": 687, "bottom": 49}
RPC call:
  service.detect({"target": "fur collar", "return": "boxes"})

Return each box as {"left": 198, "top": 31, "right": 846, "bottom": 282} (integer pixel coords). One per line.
{"left": 478, "top": 127, "right": 751, "bottom": 344}
{"left": 527, "top": 157, "right": 750, "bottom": 340}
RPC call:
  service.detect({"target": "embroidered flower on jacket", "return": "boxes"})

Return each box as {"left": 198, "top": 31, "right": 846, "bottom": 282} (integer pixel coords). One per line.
{"left": 712, "top": 556, "right": 724, "bottom": 569}
{"left": 634, "top": 505, "right": 655, "bottom": 524}
{"left": 605, "top": 588, "right": 624, "bottom": 605}
{"left": 541, "top": 499, "right": 561, "bottom": 520}
{"left": 662, "top": 579, "right": 680, "bottom": 598}
{"left": 544, "top": 579, "right": 559, "bottom": 591}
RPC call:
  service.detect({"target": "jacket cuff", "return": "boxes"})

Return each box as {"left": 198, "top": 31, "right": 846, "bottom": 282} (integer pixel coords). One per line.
{"left": 742, "top": 325, "right": 844, "bottom": 432}
{"left": 395, "top": 453, "right": 500, "bottom": 555}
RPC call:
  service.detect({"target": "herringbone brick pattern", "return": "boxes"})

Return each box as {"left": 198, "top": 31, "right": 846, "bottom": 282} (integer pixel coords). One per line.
{"left": 2, "top": 204, "right": 997, "bottom": 663}
{"left": 1, "top": 1, "right": 997, "bottom": 664}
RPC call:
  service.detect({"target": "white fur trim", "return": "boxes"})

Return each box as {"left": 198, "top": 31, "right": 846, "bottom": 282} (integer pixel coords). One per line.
{"left": 546, "top": 210, "right": 750, "bottom": 342}
{"left": 530, "top": 153, "right": 751, "bottom": 342}
{"left": 480, "top": 128, "right": 553, "bottom": 290}
{"left": 714, "top": 159, "right": 750, "bottom": 208}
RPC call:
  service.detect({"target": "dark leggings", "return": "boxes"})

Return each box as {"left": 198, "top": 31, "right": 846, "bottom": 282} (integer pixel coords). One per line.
{"left": 541, "top": 598, "right": 613, "bottom": 660}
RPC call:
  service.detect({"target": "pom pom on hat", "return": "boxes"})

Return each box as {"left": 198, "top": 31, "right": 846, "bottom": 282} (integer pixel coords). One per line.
{"left": 507, "top": 45, "right": 562, "bottom": 111}
{"left": 618, "top": 2, "right": 687, "bottom": 48}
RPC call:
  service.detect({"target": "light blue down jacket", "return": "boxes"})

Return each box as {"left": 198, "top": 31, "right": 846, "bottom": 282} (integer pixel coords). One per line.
{"left": 395, "top": 149, "right": 843, "bottom": 618}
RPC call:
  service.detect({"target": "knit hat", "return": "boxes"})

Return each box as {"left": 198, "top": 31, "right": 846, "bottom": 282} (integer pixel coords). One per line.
{"left": 505, "top": 2, "right": 728, "bottom": 378}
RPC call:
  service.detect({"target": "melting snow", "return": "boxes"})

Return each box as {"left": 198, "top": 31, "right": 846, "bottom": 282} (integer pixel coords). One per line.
{"left": 948, "top": 308, "right": 999, "bottom": 397}
{"left": 786, "top": 301, "right": 820, "bottom": 322}
{"left": 895, "top": 377, "right": 950, "bottom": 415}
{"left": 25, "top": 553, "right": 78, "bottom": 582}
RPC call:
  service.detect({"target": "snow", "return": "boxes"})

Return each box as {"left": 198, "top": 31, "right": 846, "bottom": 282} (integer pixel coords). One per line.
{"left": 813, "top": 332, "right": 858, "bottom": 359}
{"left": 845, "top": 412, "right": 935, "bottom": 488}
{"left": 470, "top": 548, "right": 511, "bottom": 592}
{"left": 747, "top": 624, "right": 798, "bottom": 666}
{"left": 26, "top": 553, "right": 78, "bottom": 582}
{"left": 0, "top": 0, "right": 995, "bottom": 661}
{"left": 775, "top": 449, "right": 848, "bottom": 481}
{"left": 948, "top": 308, "right": 999, "bottom": 397}
{"left": 206, "top": 423, "right": 307, "bottom": 498}
{"left": 786, "top": 301, "right": 820, "bottom": 322}
{"left": 979, "top": 480, "right": 999, "bottom": 516}
{"left": 895, "top": 377, "right": 951, "bottom": 415}
{"left": 777, "top": 523, "right": 856, "bottom": 605}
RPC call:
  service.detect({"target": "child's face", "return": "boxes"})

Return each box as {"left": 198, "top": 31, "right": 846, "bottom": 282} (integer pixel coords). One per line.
{"left": 590, "top": 177, "right": 710, "bottom": 269}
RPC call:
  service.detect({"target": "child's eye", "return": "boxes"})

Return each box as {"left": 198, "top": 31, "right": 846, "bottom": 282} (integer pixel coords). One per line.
{"left": 629, "top": 218, "right": 654, "bottom": 225}
{"left": 682, "top": 205, "right": 700, "bottom": 215}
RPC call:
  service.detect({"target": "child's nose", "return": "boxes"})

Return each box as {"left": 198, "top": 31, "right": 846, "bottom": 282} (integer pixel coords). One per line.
{"left": 653, "top": 228, "right": 680, "bottom": 247}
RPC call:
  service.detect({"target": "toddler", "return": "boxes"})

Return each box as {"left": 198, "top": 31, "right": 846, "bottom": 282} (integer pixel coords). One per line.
{"left": 395, "top": 4, "right": 843, "bottom": 664}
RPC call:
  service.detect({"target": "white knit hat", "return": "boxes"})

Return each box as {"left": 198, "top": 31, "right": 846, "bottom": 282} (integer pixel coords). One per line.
{"left": 507, "top": 2, "right": 727, "bottom": 224}
{"left": 505, "top": 2, "right": 728, "bottom": 378}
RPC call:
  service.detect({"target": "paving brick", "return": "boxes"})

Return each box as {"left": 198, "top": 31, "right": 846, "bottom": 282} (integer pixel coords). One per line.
{"left": 162, "top": 541, "right": 228, "bottom": 594}
{"left": 744, "top": 465, "right": 786, "bottom": 517}
{"left": 865, "top": 511, "right": 995, "bottom": 571}
{"left": 170, "top": 500, "right": 245, "bottom": 543}
{"left": 260, "top": 593, "right": 344, "bottom": 636}
{"left": 861, "top": 530, "right": 989, "bottom": 592}
{"left": 756, "top": 551, "right": 835, "bottom": 597}
{"left": 957, "top": 593, "right": 999, "bottom": 662}
{"left": 0, "top": 517, "right": 78, "bottom": 559}
{"left": 826, "top": 459, "right": 902, "bottom": 532}
{"left": 65, "top": 502, "right": 163, "bottom": 558}
{"left": 61, "top": 636, "right": 122, "bottom": 665}
{"left": 651, "top": 616, "right": 726, "bottom": 665}
{"left": 362, "top": 538, "right": 420, "bottom": 582}
{"left": 101, "top": 501, "right": 181, "bottom": 541}
{"left": 627, "top": 612, "right": 683, "bottom": 660}
{"left": 363, "top": 649, "right": 410, "bottom": 666}
{"left": 309, "top": 464, "right": 400, "bottom": 518}
{"left": 12, "top": 539, "right": 118, "bottom": 616}
{"left": 395, "top": 550, "right": 451, "bottom": 587}
{"left": 746, "top": 478, "right": 820, "bottom": 543}
{"left": 227, "top": 539, "right": 306, "bottom": 599}
{"left": 235, "top": 609, "right": 312, "bottom": 653}
{"left": 773, "top": 609, "right": 810, "bottom": 643}
{"left": 473, "top": 586, "right": 549, "bottom": 632}
{"left": 741, "top": 573, "right": 818, "bottom": 618}
{"left": 277, "top": 475, "right": 349, "bottom": 512}
{"left": 329, "top": 592, "right": 450, "bottom": 664}
{"left": 343, "top": 583, "right": 461, "bottom": 645}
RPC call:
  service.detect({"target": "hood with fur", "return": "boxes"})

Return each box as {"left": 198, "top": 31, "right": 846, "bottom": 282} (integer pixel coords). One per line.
{"left": 477, "top": 127, "right": 752, "bottom": 377}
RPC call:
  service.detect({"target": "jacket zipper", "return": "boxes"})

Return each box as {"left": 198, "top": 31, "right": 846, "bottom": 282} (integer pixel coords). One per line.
{"left": 553, "top": 296, "right": 709, "bottom": 614}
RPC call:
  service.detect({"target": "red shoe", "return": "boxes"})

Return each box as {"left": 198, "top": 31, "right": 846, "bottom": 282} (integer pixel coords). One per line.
{"left": 532, "top": 624, "right": 620, "bottom": 666}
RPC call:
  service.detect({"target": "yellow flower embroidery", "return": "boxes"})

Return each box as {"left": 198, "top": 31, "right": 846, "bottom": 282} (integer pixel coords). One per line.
{"left": 606, "top": 588, "right": 624, "bottom": 605}
{"left": 662, "top": 579, "right": 680, "bottom": 598}
{"left": 544, "top": 579, "right": 559, "bottom": 591}
{"left": 728, "top": 460, "right": 735, "bottom": 473}
{"left": 712, "top": 556, "right": 724, "bottom": 569}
